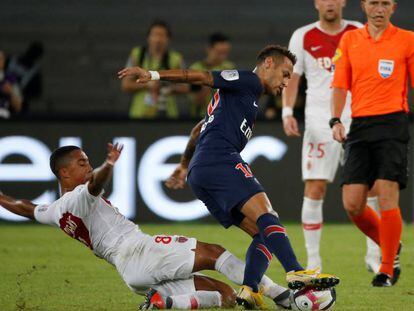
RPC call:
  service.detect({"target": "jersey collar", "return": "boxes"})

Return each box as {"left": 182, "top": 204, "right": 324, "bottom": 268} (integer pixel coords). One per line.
{"left": 316, "top": 20, "right": 347, "bottom": 35}
{"left": 362, "top": 22, "right": 397, "bottom": 41}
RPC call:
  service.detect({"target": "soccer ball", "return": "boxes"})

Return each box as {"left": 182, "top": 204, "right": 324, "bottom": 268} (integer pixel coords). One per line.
{"left": 292, "top": 287, "right": 336, "bottom": 311}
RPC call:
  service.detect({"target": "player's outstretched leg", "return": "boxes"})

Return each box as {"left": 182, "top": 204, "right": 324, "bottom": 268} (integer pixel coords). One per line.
{"left": 241, "top": 192, "right": 340, "bottom": 290}
{"left": 194, "top": 241, "right": 292, "bottom": 309}
{"left": 140, "top": 275, "right": 236, "bottom": 310}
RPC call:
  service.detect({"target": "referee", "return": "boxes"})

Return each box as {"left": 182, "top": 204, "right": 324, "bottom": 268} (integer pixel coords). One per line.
{"left": 330, "top": 0, "right": 414, "bottom": 287}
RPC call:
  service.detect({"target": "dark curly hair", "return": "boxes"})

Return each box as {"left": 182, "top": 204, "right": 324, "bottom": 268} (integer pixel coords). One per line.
{"left": 256, "top": 45, "right": 296, "bottom": 66}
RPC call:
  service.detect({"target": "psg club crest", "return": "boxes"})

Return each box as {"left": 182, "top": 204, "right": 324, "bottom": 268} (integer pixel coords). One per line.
{"left": 378, "top": 59, "right": 394, "bottom": 79}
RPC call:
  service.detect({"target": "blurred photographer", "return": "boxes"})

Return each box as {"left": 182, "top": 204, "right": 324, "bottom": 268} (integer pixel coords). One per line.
{"left": 0, "top": 50, "right": 22, "bottom": 119}
{"left": 189, "top": 33, "right": 234, "bottom": 118}
{"left": 121, "top": 21, "right": 185, "bottom": 119}
{"left": 6, "top": 41, "right": 43, "bottom": 113}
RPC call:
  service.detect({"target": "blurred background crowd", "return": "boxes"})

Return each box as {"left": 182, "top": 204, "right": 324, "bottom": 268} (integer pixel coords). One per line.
{"left": 0, "top": 0, "right": 412, "bottom": 121}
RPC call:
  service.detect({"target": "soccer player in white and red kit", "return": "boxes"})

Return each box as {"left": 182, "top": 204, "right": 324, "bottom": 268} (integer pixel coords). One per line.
{"left": 0, "top": 143, "right": 294, "bottom": 310}
{"left": 282, "top": 0, "right": 380, "bottom": 271}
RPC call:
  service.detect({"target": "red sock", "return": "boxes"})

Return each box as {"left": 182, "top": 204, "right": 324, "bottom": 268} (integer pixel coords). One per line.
{"left": 379, "top": 208, "right": 402, "bottom": 277}
{"left": 350, "top": 206, "right": 380, "bottom": 245}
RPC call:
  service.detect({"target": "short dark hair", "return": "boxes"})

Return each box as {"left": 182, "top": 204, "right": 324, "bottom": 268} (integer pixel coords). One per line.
{"left": 208, "top": 32, "right": 230, "bottom": 47}
{"left": 146, "top": 20, "right": 172, "bottom": 38}
{"left": 256, "top": 45, "right": 296, "bottom": 66}
{"left": 50, "top": 146, "right": 81, "bottom": 179}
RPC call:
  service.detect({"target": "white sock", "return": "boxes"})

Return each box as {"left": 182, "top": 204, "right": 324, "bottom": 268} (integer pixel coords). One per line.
{"left": 302, "top": 197, "right": 323, "bottom": 268}
{"left": 169, "top": 291, "right": 222, "bottom": 309}
{"left": 215, "top": 251, "right": 288, "bottom": 299}
{"left": 215, "top": 250, "right": 242, "bottom": 284}
{"left": 366, "top": 197, "right": 381, "bottom": 259}
{"left": 259, "top": 276, "right": 289, "bottom": 300}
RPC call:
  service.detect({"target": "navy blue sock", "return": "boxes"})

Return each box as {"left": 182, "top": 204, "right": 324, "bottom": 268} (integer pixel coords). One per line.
{"left": 257, "top": 213, "right": 303, "bottom": 272}
{"left": 243, "top": 234, "right": 272, "bottom": 292}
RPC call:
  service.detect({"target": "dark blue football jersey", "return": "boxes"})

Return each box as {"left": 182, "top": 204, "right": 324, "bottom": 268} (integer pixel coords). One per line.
{"left": 189, "top": 70, "right": 263, "bottom": 169}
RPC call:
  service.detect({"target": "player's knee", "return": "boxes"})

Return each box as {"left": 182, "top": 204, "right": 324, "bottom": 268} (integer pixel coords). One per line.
{"left": 344, "top": 200, "right": 365, "bottom": 216}
{"left": 207, "top": 243, "right": 226, "bottom": 258}
{"left": 199, "top": 241, "right": 226, "bottom": 260}
{"left": 304, "top": 181, "right": 327, "bottom": 199}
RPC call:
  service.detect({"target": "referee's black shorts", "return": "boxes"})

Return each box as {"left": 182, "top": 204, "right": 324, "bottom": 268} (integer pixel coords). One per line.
{"left": 342, "top": 111, "right": 410, "bottom": 190}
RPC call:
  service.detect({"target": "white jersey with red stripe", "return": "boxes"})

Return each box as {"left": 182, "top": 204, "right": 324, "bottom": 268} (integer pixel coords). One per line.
{"left": 288, "top": 20, "right": 363, "bottom": 129}
{"left": 34, "top": 184, "right": 142, "bottom": 265}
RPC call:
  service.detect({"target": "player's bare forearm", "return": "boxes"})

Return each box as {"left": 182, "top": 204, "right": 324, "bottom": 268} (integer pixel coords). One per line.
{"left": 0, "top": 192, "right": 35, "bottom": 219}
{"left": 118, "top": 67, "right": 214, "bottom": 87}
{"left": 159, "top": 70, "right": 213, "bottom": 86}
{"left": 181, "top": 120, "right": 204, "bottom": 168}
{"left": 282, "top": 73, "right": 301, "bottom": 109}
{"left": 331, "top": 87, "right": 347, "bottom": 118}
{"left": 165, "top": 120, "right": 203, "bottom": 189}
{"left": 282, "top": 73, "right": 301, "bottom": 137}
{"left": 88, "top": 143, "right": 123, "bottom": 196}
{"left": 88, "top": 162, "right": 113, "bottom": 196}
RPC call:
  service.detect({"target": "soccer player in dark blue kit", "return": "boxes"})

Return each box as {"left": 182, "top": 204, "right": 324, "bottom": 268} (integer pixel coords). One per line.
{"left": 118, "top": 45, "right": 339, "bottom": 309}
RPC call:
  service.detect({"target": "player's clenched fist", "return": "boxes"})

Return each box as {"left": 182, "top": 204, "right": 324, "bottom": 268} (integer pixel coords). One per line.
{"left": 106, "top": 143, "right": 124, "bottom": 166}
{"left": 118, "top": 66, "right": 151, "bottom": 83}
{"left": 283, "top": 116, "right": 301, "bottom": 137}
{"left": 332, "top": 123, "right": 346, "bottom": 143}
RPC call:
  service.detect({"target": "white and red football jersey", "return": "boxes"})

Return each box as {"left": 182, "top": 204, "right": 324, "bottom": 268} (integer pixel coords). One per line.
{"left": 289, "top": 20, "right": 363, "bottom": 128}
{"left": 34, "top": 184, "right": 142, "bottom": 265}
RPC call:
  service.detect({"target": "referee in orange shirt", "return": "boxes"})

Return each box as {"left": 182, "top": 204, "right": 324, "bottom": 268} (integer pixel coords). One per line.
{"left": 330, "top": 0, "right": 414, "bottom": 287}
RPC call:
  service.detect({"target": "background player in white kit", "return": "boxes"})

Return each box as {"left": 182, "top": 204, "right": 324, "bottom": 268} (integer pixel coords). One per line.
{"left": 282, "top": 0, "right": 380, "bottom": 271}
{"left": 0, "top": 143, "right": 294, "bottom": 310}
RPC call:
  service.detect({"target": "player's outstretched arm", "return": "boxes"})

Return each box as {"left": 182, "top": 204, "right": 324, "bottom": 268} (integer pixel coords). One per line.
{"left": 282, "top": 73, "right": 301, "bottom": 137}
{"left": 118, "top": 67, "right": 214, "bottom": 87}
{"left": 165, "top": 119, "right": 204, "bottom": 189}
{"left": 0, "top": 191, "right": 36, "bottom": 219}
{"left": 88, "top": 143, "right": 123, "bottom": 196}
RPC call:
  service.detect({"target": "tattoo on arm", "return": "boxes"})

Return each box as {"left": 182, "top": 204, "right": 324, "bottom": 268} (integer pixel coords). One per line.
{"left": 183, "top": 69, "right": 189, "bottom": 83}
{"left": 159, "top": 70, "right": 214, "bottom": 86}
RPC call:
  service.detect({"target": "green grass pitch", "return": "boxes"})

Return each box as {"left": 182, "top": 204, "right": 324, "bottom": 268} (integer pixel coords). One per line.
{"left": 0, "top": 222, "right": 413, "bottom": 310}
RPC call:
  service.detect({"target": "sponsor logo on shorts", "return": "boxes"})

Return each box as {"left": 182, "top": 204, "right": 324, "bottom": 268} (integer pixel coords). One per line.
{"left": 175, "top": 236, "right": 189, "bottom": 243}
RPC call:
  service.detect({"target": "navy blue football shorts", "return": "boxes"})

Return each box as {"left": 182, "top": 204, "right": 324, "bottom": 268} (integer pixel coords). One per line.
{"left": 187, "top": 156, "right": 265, "bottom": 228}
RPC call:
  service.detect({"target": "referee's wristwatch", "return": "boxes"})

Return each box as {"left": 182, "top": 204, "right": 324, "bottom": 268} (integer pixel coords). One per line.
{"left": 329, "top": 117, "right": 342, "bottom": 128}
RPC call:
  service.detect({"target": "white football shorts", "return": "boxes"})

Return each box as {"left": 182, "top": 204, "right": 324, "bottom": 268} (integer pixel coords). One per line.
{"left": 301, "top": 127, "right": 344, "bottom": 182}
{"left": 115, "top": 233, "right": 197, "bottom": 295}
